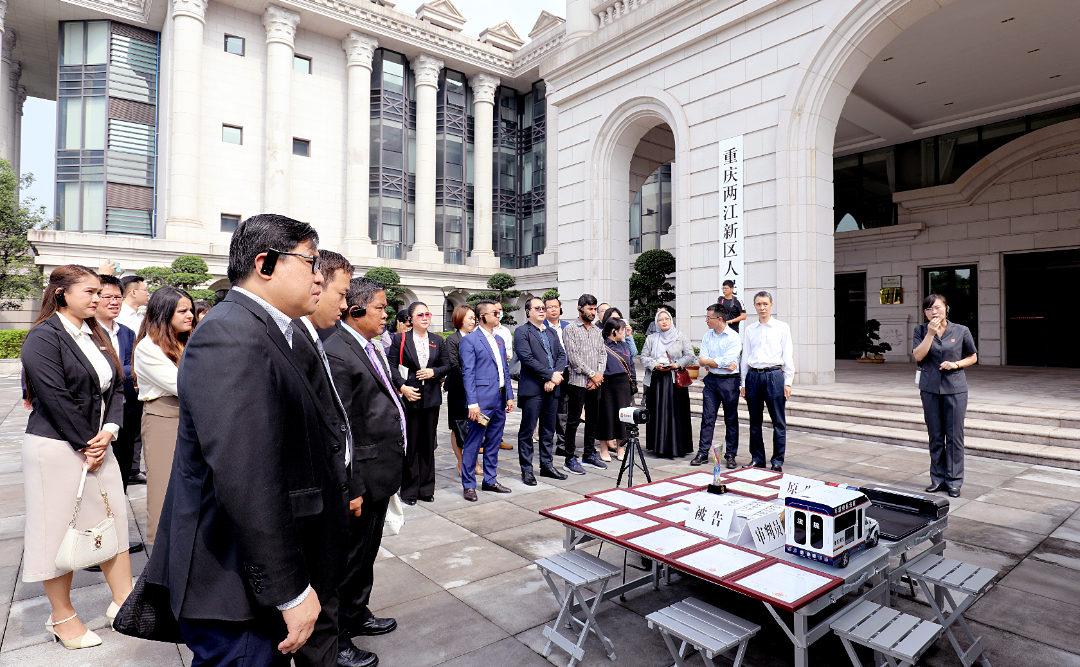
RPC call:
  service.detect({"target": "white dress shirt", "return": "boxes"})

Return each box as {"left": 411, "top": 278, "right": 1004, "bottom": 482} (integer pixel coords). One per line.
{"left": 545, "top": 319, "right": 565, "bottom": 350}
{"left": 58, "top": 315, "right": 120, "bottom": 439}
{"left": 467, "top": 327, "right": 505, "bottom": 411}
{"left": 99, "top": 318, "right": 122, "bottom": 358}
{"left": 700, "top": 326, "right": 742, "bottom": 376}
{"left": 493, "top": 324, "right": 513, "bottom": 361}
{"left": 740, "top": 317, "right": 794, "bottom": 385}
{"left": 117, "top": 302, "right": 144, "bottom": 334}
{"left": 133, "top": 338, "right": 179, "bottom": 400}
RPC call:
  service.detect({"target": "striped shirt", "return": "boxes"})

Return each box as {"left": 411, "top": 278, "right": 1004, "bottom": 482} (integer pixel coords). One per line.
{"left": 564, "top": 319, "right": 606, "bottom": 388}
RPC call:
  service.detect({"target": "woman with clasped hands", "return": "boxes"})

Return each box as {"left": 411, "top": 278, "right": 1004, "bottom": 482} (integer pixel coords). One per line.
{"left": 640, "top": 308, "right": 695, "bottom": 458}
{"left": 912, "top": 294, "right": 977, "bottom": 498}
{"left": 20, "top": 265, "right": 133, "bottom": 649}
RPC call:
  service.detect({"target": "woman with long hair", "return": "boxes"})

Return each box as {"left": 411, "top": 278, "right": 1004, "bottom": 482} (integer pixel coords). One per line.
{"left": 640, "top": 308, "right": 695, "bottom": 458}
{"left": 602, "top": 306, "right": 638, "bottom": 357}
{"left": 20, "top": 265, "right": 133, "bottom": 649}
{"left": 133, "top": 287, "right": 194, "bottom": 544}
{"left": 596, "top": 318, "right": 637, "bottom": 462}
{"left": 445, "top": 304, "right": 478, "bottom": 475}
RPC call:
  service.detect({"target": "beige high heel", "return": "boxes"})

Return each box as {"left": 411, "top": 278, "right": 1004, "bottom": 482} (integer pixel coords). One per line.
{"left": 106, "top": 601, "right": 121, "bottom": 629}
{"left": 46, "top": 613, "right": 102, "bottom": 649}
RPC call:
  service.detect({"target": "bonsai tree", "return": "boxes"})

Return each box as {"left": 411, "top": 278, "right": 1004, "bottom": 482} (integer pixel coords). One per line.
{"left": 138, "top": 255, "right": 216, "bottom": 302}
{"left": 541, "top": 287, "right": 559, "bottom": 302}
{"left": 365, "top": 266, "right": 405, "bottom": 321}
{"left": 0, "top": 162, "right": 52, "bottom": 309}
{"left": 629, "top": 249, "right": 676, "bottom": 333}
{"left": 467, "top": 272, "right": 521, "bottom": 326}
{"left": 859, "top": 319, "right": 892, "bottom": 359}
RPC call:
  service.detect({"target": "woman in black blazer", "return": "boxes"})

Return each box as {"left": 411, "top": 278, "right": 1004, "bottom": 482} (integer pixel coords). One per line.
{"left": 389, "top": 302, "right": 451, "bottom": 504}
{"left": 21, "top": 265, "right": 133, "bottom": 649}
{"left": 445, "top": 304, "right": 478, "bottom": 476}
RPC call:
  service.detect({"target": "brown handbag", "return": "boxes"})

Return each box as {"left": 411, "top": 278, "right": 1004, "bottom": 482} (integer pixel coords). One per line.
{"left": 673, "top": 369, "right": 693, "bottom": 388}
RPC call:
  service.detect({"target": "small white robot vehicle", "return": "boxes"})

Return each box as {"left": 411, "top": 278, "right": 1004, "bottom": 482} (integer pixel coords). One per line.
{"left": 785, "top": 485, "right": 880, "bottom": 568}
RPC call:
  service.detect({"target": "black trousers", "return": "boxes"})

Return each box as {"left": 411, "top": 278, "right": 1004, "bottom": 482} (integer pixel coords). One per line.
{"left": 698, "top": 374, "right": 741, "bottom": 457}
{"left": 112, "top": 399, "right": 143, "bottom": 493}
{"left": 400, "top": 406, "right": 439, "bottom": 502}
{"left": 921, "top": 391, "right": 967, "bottom": 490}
{"left": 744, "top": 369, "right": 786, "bottom": 466}
{"left": 338, "top": 496, "right": 391, "bottom": 651}
{"left": 180, "top": 599, "right": 338, "bottom": 667}
{"left": 553, "top": 367, "right": 569, "bottom": 449}
{"left": 518, "top": 391, "right": 557, "bottom": 473}
{"left": 564, "top": 383, "right": 599, "bottom": 460}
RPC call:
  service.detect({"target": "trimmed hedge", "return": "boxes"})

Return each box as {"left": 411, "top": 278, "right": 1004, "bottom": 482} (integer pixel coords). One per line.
{"left": 633, "top": 333, "right": 646, "bottom": 353}
{"left": 0, "top": 329, "right": 27, "bottom": 359}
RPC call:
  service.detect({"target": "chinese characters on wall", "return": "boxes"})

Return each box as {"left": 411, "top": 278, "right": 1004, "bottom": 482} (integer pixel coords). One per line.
{"left": 718, "top": 135, "right": 744, "bottom": 294}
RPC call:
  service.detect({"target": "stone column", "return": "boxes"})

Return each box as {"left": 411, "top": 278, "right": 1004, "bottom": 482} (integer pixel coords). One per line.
{"left": 564, "top": 0, "right": 598, "bottom": 43}
{"left": 0, "top": 27, "right": 14, "bottom": 163}
{"left": 8, "top": 60, "right": 20, "bottom": 168}
{"left": 467, "top": 72, "right": 499, "bottom": 268}
{"left": 409, "top": 53, "right": 443, "bottom": 263}
{"left": 166, "top": 0, "right": 209, "bottom": 235}
{"left": 12, "top": 84, "right": 23, "bottom": 189}
{"left": 262, "top": 5, "right": 300, "bottom": 215}
{"left": 341, "top": 31, "right": 378, "bottom": 258}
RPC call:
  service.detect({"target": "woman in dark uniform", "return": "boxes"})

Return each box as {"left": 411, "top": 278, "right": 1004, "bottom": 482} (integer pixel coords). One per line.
{"left": 912, "top": 294, "right": 977, "bottom": 498}
{"left": 445, "top": 304, "right": 477, "bottom": 476}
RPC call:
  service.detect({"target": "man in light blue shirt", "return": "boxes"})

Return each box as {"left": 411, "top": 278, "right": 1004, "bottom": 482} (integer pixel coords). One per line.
{"left": 691, "top": 303, "right": 743, "bottom": 468}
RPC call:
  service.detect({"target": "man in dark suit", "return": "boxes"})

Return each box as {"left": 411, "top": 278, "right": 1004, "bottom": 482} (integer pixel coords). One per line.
{"left": 514, "top": 297, "right": 569, "bottom": 486}
{"left": 544, "top": 297, "right": 573, "bottom": 456}
{"left": 145, "top": 214, "right": 350, "bottom": 666}
{"left": 325, "top": 277, "right": 408, "bottom": 667}
{"left": 288, "top": 250, "right": 363, "bottom": 667}
{"left": 459, "top": 299, "right": 515, "bottom": 502}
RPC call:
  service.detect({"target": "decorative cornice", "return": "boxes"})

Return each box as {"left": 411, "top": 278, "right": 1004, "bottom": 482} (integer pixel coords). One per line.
{"left": 8, "top": 60, "right": 19, "bottom": 92}
{"left": 15, "top": 84, "right": 25, "bottom": 114}
{"left": 512, "top": 30, "right": 564, "bottom": 74}
{"left": 171, "top": 0, "right": 208, "bottom": 23}
{"left": 342, "top": 31, "right": 378, "bottom": 68}
{"left": 1, "top": 29, "right": 13, "bottom": 62}
{"left": 410, "top": 53, "right": 443, "bottom": 88}
{"left": 468, "top": 72, "right": 499, "bottom": 105}
{"left": 415, "top": 0, "right": 465, "bottom": 32}
{"left": 479, "top": 21, "right": 523, "bottom": 52}
{"left": 529, "top": 10, "right": 565, "bottom": 39}
{"left": 263, "top": 5, "right": 301, "bottom": 48}
{"left": 63, "top": 0, "right": 151, "bottom": 24}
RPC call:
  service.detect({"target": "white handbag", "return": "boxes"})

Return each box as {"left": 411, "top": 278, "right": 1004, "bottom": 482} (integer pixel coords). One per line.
{"left": 383, "top": 493, "right": 405, "bottom": 536}
{"left": 55, "top": 464, "right": 119, "bottom": 572}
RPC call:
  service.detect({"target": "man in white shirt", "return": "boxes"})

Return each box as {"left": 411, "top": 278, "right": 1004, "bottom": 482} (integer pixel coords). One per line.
{"left": 740, "top": 291, "right": 794, "bottom": 473}
{"left": 118, "top": 275, "right": 149, "bottom": 333}
{"left": 693, "top": 303, "right": 743, "bottom": 469}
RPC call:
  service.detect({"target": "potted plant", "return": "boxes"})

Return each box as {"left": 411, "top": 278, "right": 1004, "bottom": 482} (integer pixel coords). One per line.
{"left": 686, "top": 346, "right": 701, "bottom": 379}
{"left": 856, "top": 319, "right": 892, "bottom": 363}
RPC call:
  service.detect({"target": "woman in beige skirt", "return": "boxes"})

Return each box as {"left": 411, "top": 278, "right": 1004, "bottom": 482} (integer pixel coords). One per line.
{"left": 133, "top": 286, "right": 194, "bottom": 545}
{"left": 21, "top": 265, "right": 133, "bottom": 649}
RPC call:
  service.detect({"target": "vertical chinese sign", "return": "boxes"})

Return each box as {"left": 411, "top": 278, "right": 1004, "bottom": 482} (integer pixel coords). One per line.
{"left": 718, "top": 135, "right": 743, "bottom": 295}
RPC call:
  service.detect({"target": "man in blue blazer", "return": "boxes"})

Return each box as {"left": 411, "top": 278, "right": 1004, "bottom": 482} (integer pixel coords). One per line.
{"left": 460, "top": 299, "right": 515, "bottom": 502}
{"left": 514, "top": 297, "right": 569, "bottom": 486}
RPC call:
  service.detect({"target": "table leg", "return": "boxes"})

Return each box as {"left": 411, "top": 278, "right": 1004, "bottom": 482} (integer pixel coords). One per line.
{"left": 793, "top": 612, "right": 808, "bottom": 667}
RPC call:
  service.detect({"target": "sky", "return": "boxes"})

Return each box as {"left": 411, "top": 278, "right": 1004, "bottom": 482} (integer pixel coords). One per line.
{"left": 17, "top": 0, "right": 566, "bottom": 221}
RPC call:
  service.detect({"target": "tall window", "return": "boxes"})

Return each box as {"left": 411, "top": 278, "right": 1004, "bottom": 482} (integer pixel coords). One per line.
{"left": 436, "top": 69, "right": 469, "bottom": 264}
{"left": 629, "top": 163, "right": 671, "bottom": 253}
{"left": 370, "top": 50, "right": 415, "bottom": 260}
{"left": 490, "top": 82, "right": 546, "bottom": 268}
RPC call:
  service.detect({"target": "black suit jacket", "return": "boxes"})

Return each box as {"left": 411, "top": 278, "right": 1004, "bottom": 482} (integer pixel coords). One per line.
{"left": 387, "top": 331, "right": 450, "bottom": 409}
{"left": 291, "top": 318, "right": 352, "bottom": 494}
{"left": 513, "top": 322, "right": 567, "bottom": 398}
{"left": 22, "top": 314, "right": 125, "bottom": 450}
{"left": 145, "top": 290, "right": 349, "bottom": 621}
{"left": 325, "top": 327, "right": 407, "bottom": 502}
{"left": 444, "top": 331, "right": 464, "bottom": 400}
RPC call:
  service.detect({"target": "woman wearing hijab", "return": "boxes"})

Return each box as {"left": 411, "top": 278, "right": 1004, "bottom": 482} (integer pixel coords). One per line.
{"left": 640, "top": 308, "right": 695, "bottom": 458}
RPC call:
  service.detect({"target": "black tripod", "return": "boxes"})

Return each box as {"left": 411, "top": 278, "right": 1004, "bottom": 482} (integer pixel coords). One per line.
{"left": 615, "top": 423, "right": 651, "bottom": 488}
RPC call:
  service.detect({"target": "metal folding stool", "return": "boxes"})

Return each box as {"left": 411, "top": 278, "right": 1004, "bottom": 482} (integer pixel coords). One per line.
{"left": 831, "top": 600, "right": 943, "bottom": 667}
{"left": 536, "top": 550, "right": 622, "bottom": 667}
{"left": 646, "top": 597, "right": 760, "bottom": 667}
{"left": 905, "top": 554, "right": 995, "bottom": 667}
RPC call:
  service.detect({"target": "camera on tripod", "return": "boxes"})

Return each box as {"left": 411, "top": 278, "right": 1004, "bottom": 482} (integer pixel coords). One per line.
{"left": 619, "top": 407, "right": 648, "bottom": 425}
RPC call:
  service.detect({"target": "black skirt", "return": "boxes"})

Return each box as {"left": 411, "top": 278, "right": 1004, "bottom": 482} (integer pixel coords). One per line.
{"left": 645, "top": 369, "right": 693, "bottom": 458}
{"left": 446, "top": 384, "right": 469, "bottom": 443}
{"left": 596, "top": 373, "right": 633, "bottom": 441}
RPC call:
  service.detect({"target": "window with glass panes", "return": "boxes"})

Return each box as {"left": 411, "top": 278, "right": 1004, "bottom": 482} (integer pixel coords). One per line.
{"left": 628, "top": 163, "right": 671, "bottom": 254}
{"left": 489, "top": 83, "right": 546, "bottom": 269}
{"left": 369, "top": 50, "right": 416, "bottom": 260}
{"left": 435, "top": 69, "right": 469, "bottom": 264}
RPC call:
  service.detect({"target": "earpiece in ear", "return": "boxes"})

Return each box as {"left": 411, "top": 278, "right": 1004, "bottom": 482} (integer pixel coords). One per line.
{"left": 55, "top": 288, "right": 68, "bottom": 308}
{"left": 349, "top": 305, "right": 367, "bottom": 318}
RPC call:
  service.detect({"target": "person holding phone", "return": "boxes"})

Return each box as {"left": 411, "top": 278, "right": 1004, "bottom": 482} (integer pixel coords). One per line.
{"left": 640, "top": 308, "right": 695, "bottom": 458}
{"left": 913, "top": 294, "right": 977, "bottom": 498}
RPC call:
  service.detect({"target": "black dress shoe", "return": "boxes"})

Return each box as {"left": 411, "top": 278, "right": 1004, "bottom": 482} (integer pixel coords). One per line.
{"left": 554, "top": 447, "right": 570, "bottom": 458}
{"left": 401, "top": 498, "right": 417, "bottom": 506}
{"left": 752, "top": 461, "right": 766, "bottom": 468}
{"left": 352, "top": 616, "right": 397, "bottom": 636}
{"left": 522, "top": 471, "right": 537, "bottom": 486}
{"left": 128, "top": 541, "right": 146, "bottom": 554}
{"left": 725, "top": 455, "right": 737, "bottom": 469}
{"left": 338, "top": 645, "right": 378, "bottom": 667}
{"left": 925, "top": 483, "right": 945, "bottom": 493}
{"left": 463, "top": 488, "right": 478, "bottom": 502}
{"left": 689, "top": 453, "right": 709, "bottom": 466}
{"left": 948, "top": 488, "right": 961, "bottom": 498}
{"left": 539, "top": 466, "right": 568, "bottom": 481}
{"left": 771, "top": 464, "right": 783, "bottom": 473}
{"left": 481, "top": 482, "right": 512, "bottom": 494}
{"left": 418, "top": 495, "right": 435, "bottom": 503}
{"left": 128, "top": 472, "right": 147, "bottom": 485}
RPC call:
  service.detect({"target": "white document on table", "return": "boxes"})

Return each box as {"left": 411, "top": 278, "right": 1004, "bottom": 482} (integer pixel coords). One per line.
{"left": 547, "top": 500, "right": 618, "bottom": 522}
{"left": 737, "top": 500, "right": 782, "bottom": 519}
{"left": 727, "top": 468, "right": 777, "bottom": 482}
{"left": 733, "top": 562, "right": 834, "bottom": 603}
{"left": 592, "top": 489, "right": 656, "bottom": 509}
{"left": 672, "top": 472, "right": 716, "bottom": 487}
{"left": 778, "top": 474, "right": 826, "bottom": 500}
{"left": 585, "top": 513, "right": 658, "bottom": 537}
{"left": 725, "top": 481, "right": 776, "bottom": 497}
{"left": 636, "top": 481, "right": 692, "bottom": 498}
{"left": 643, "top": 501, "right": 691, "bottom": 523}
{"left": 675, "top": 543, "right": 765, "bottom": 579}
{"left": 628, "top": 526, "right": 710, "bottom": 555}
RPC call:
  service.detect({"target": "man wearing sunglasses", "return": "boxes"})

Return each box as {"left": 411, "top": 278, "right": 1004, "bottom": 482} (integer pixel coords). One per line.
{"left": 145, "top": 214, "right": 349, "bottom": 667}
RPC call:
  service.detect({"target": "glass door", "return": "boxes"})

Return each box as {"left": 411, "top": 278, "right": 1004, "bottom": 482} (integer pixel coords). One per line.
{"left": 922, "top": 265, "right": 978, "bottom": 345}
{"left": 834, "top": 272, "right": 866, "bottom": 359}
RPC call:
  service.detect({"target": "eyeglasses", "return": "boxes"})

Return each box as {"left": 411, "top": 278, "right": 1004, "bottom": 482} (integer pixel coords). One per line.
{"left": 271, "top": 248, "right": 322, "bottom": 274}
{"left": 705, "top": 315, "right": 721, "bottom": 321}
{"left": 101, "top": 296, "right": 124, "bottom": 303}
{"left": 492, "top": 311, "right": 503, "bottom": 317}
{"left": 530, "top": 306, "right": 545, "bottom": 311}
{"left": 924, "top": 306, "right": 945, "bottom": 312}
{"left": 414, "top": 312, "right": 432, "bottom": 318}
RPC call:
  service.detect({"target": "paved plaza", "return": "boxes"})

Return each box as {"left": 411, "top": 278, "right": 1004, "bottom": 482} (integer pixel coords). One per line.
{"left": 0, "top": 367, "right": 1078, "bottom": 666}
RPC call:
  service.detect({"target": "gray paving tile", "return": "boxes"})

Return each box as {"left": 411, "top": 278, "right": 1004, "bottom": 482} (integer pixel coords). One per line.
{"left": 1030, "top": 538, "right": 1080, "bottom": 571}
{"left": 443, "top": 500, "right": 544, "bottom": 536}
{"left": 998, "top": 559, "right": 1080, "bottom": 606}
{"left": 379, "top": 514, "right": 476, "bottom": 556}
{"left": 448, "top": 565, "right": 561, "bottom": 635}
{"left": 0, "top": 627, "right": 186, "bottom": 665}
{"left": 1051, "top": 516, "right": 1080, "bottom": 544}
{"left": 484, "top": 520, "right": 568, "bottom": 562}
{"left": 400, "top": 536, "right": 529, "bottom": 590}
{"left": 1002, "top": 478, "right": 1080, "bottom": 503}
{"left": 506, "top": 487, "right": 582, "bottom": 512}
{"left": 968, "top": 584, "right": 1080, "bottom": 655}
{"left": 951, "top": 500, "right": 1064, "bottom": 536}
{"left": 367, "top": 556, "right": 445, "bottom": 614}
{"left": 944, "top": 516, "right": 1045, "bottom": 557}
{"left": 974, "top": 488, "right": 1080, "bottom": 519}
{"left": 3, "top": 582, "right": 115, "bottom": 653}
{"left": 356, "top": 591, "right": 509, "bottom": 667}
{"left": 433, "top": 636, "right": 552, "bottom": 667}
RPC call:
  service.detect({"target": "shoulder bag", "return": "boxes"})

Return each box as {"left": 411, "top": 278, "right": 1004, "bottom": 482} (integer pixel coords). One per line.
{"left": 671, "top": 340, "right": 693, "bottom": 388}
{"left": 605, "top": 345, "right": 637, "bottom": 395}
{"left": 55, "top": 463, "right": 119, "bottom": 572}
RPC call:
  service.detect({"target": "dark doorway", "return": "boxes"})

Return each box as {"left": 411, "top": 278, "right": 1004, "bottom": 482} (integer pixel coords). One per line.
{"left": 1005, "top": 249, "right": 1080, "bottom": 367}
{"left": 835, "top": 272, "right": 866, "bottom": 359}
{"left": 923, "top": 265, "right": 978, "bottom": 345}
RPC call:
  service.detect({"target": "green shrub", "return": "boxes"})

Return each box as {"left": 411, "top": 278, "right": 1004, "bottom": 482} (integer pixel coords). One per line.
{"left": 633, "top": 333, "right": 646, "bottom": 352}
{"left": 439, "top": 331, "right": 455, "bottom": 340}
{"left": 0, "top": 329, "right": 27, "bottom": 358}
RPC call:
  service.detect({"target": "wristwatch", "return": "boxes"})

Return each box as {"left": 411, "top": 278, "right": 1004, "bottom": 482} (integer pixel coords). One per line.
{"left": 588, "top": 371, "right": 596, "bottom": 378}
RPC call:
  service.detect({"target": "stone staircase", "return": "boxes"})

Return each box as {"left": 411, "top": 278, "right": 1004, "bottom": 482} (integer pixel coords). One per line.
{"left": 681, "top": 379, "right": 1080, "bottom": 470}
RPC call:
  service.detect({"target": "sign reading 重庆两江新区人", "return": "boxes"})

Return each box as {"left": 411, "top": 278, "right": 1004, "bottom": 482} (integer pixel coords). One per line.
{"left": 718, "top": 135, "right": 743, "bottom": 295}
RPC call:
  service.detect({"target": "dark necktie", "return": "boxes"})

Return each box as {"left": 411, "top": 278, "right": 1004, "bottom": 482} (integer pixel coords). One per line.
{"left": 537, "top": 325, "right": 554, "bottom": 369}
{"left": 315, "top": 336, "right": 351, "bottom": 464}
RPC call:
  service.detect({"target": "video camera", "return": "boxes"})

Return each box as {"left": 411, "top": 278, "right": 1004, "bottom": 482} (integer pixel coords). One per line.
{"left": 619, "top": 407, "right": 648, "bottom": 425}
